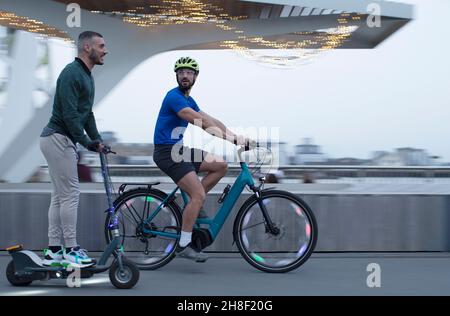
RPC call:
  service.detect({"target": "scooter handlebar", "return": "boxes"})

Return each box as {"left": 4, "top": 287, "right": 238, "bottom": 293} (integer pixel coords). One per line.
{"left": 101, "top": 145, "right": 116, "bottom": 155}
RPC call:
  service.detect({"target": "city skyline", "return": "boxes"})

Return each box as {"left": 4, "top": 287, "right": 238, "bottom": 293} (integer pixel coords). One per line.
{"left": 99, "top": 130, "right": 445, "bottom": 165}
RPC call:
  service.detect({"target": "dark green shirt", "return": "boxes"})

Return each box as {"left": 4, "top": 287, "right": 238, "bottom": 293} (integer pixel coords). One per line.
{"left": 45, "top": 58, "right": 101, "bottom": 147}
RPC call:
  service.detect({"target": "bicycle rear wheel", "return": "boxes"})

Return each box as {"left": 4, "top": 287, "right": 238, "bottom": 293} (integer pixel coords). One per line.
{"left": 105, "top": 188, "right": 182, "bottom": 270}
{"left": 233, "top": 190, "right": 318, "bottom": 273}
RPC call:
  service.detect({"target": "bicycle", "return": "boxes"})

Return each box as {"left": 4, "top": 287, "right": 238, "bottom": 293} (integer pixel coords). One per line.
{"left": 105, "top": 144, "right": 318, "bottom": 273}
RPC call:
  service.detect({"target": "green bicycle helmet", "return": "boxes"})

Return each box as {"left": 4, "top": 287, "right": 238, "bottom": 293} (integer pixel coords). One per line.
{"left": 174, "top": 57, "right": 199, "bottom": 73}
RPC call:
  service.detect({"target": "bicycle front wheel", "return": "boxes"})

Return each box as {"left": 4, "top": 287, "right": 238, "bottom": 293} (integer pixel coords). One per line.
{"left": 233, "top": 190, "right": 318, "bottom": 273}
{"left": 105, "top": 188, "right": 182, "bottom": 270}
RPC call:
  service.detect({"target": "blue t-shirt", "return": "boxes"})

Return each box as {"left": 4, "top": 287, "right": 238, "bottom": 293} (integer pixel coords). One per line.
{"left": 154, "top": 87, "right": 200, "bottom": 145}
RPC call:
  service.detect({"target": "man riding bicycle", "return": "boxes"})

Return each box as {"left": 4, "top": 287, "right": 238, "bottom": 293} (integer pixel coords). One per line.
{"left": 153, "top": 57, "right": 252, "bottom": 262}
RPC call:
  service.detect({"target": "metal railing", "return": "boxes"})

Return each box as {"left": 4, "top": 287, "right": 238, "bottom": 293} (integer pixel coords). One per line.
{"left": 35, "top": 165, "right": 450, "bottom": 184}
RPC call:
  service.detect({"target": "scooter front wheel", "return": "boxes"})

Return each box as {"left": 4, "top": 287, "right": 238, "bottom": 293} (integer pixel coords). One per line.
{"left": 109, "top": 257, "right": 140, "bottom": 289}
{"left": 6, "top": 260, "right": 33, "bottom": 286}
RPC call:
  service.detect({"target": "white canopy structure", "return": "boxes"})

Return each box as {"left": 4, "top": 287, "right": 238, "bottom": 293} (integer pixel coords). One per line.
{"left": 0, "top": 0, "right": 413, "bottom": 182}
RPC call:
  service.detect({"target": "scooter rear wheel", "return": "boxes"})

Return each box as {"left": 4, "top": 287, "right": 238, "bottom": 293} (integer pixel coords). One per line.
{"left": 109, "top": 257, "right": 139, "bottom": 289}
{"left": 6, "top": 260, "right": 33, "bottom": 286}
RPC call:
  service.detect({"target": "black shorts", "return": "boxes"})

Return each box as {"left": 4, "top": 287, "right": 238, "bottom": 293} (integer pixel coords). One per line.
{"left": 153, "top": 144, "right": 207, "bottom": 184}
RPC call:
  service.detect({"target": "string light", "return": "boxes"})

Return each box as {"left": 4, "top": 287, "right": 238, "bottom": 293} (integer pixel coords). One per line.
{"left": 89, "top": 1, "right": 362, "bottom": 68}
{"left": 0, "top": 11, "right": 72, "bottom": 42}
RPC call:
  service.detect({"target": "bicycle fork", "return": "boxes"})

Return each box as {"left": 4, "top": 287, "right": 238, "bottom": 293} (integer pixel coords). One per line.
{"left": 252, "top": 187, "right": 280, "bottom": 236}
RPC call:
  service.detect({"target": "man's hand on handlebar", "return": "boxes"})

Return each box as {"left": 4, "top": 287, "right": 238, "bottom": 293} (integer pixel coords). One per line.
{"left": 233, "top": 135, "right": 258, "bottom": 149}
{"left": 87, "top": 140, "right": 104, "bottom": 152}
{"left": 86, "top": 140, "right": 115, "bottom": 154}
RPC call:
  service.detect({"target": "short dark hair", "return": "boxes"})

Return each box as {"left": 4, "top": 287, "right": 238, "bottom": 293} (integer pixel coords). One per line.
{"left": 77, "top": 31, "right": 103, "bottom": 52}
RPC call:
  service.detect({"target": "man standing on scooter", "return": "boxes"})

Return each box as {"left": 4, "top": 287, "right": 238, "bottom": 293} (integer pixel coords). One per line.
{"left": 39, "top": 31, "right": 108, "bottom": 267}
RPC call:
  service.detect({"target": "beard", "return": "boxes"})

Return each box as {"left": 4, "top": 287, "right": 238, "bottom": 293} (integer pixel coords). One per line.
{"left": 177, "top": 77, "right": 195, "bottom": 92}
{"left": 89, "top": 50, "right": 104, "bottom": 65}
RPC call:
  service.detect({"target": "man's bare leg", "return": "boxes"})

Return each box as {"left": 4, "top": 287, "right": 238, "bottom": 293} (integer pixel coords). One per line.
{"left": 199, "top": 154, "right": 228, "bottom": 193}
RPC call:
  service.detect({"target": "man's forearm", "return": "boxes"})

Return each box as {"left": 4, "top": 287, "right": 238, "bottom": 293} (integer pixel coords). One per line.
{"left": 85, "top": 112, "right": 102, "bottom": 141}
{"left": 63, "top": 108, "right": 90, "bottom": 147}
{"left": 204, "top": 118, "right": 236, "bottom": 143}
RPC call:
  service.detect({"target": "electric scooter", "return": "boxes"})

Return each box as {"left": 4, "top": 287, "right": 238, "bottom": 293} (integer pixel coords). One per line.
{"left": 5, "top": 146, "right": 140, "bottom": 289}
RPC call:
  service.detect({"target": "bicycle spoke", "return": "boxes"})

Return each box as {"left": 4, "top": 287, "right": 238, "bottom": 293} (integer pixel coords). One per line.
{"left": 124, "top": 201, "right": 144, "bottom": 223}
{"left": 119, "top": 208, "right": 140, "bottom": 226}
{"left": 240, "top": 221, "right": 266, "bottom": 232}
{"left": 143, "top": 197, "right": 150, "bottom": 222}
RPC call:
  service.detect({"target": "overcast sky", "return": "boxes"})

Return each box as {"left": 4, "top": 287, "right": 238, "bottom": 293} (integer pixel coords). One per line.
{"left": 55, "top": 0, "right": 450, "bottom": 161}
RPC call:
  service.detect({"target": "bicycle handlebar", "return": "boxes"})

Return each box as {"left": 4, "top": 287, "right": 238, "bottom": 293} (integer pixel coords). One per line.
{"left": 237, "top": 141, "right": 261, "bottom": 163}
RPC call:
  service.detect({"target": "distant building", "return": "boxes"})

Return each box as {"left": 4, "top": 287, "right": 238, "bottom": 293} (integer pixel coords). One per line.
{"left": 371, "top": 148, "right": 432, "bottom": 166}
{"left": 292, "top": 138, "right": 327, "bottom": 165}
{"left": 397, "top": 147, "right": 431, "bottom": 165}
{"left": 372, "top": 152, "right": 404, "bottom": 166}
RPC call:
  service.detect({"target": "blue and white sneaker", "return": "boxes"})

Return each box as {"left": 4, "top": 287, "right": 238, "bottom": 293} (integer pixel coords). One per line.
{"left": 63, "top": 246, "right": 96, "bottom": 268}
{"left": 42, "top": 248, "right": 64, "bottom": 267}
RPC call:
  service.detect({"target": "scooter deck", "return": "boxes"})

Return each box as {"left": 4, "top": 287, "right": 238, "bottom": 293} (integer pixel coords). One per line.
{"left": 12, "top": 250, "right": 110, "bottom": 275}
{"left": 26, "top": 265, "right": 110, "bottom": 273}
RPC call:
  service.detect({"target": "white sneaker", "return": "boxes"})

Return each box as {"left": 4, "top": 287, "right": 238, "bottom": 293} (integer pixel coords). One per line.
{"left": 63, "top": 246, "right": 96, "bottom": 268}
{"left": 175, "top": 243, "right": 208, "bottom": 263}
{"left": 42, "top": 248, "right": 64, "bottom": 267}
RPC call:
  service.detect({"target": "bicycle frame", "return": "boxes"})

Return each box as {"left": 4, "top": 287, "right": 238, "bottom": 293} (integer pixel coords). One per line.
{"left": 141, "top": 160, "right": 257, "bottom": 241}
